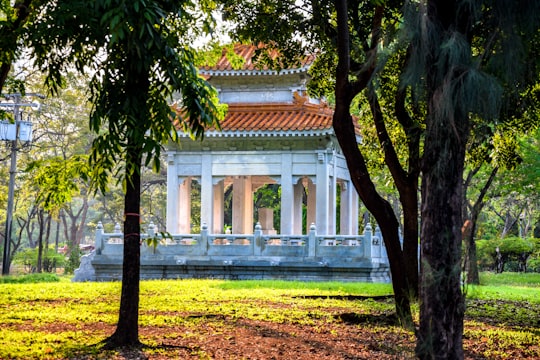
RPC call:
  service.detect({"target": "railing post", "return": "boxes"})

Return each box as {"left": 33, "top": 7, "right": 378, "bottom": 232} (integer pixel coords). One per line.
{"left": 201, "top": 222, "right": 209, "bottom": 254}
{"left": 308, "top": 223, "right": 316, "bottom": 257}
{"left": 363, "top": 223, "right": 373, "bottom": 259}
{"left": 376, "top": 225, "right": 388, "bottom": 264}
{"left": 147, "top": 221, "right": 155, "bottom": 238}
{"left": 95, "top": 222, "right": 104, "bottom": 255}
{"left": 254, "top": 222, "right": 263, "bottom": 256}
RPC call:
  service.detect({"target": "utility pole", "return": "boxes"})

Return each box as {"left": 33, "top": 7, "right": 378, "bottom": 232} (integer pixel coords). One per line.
{"left": 1, "top": 93, "right": 41, "bottom": 275}
{"left": 2, "top": 94, "right": 20, "bottom": 275}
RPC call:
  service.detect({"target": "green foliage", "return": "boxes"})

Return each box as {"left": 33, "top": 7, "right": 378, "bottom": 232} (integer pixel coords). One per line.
{"left": 0, "top": 0, "right": 45, "bottom": 92}
{"left": 528, "top": 259, "right": 540, "bottom": 273}
{"left": 477, "top": 237, "right": 537, "bottom": 272}
{"left": 253, "top": 184, "right": 281, "bottom": 231}
{"left": 476, "top": 239, "right": 496, "bottom": 271}
{"left": 142, "top": 232, "right": 172, "bottom": 251}
{"left": 497, "top": 237, "right": 534, "bottom": 259}
{"left": 12, "top": 247, "right": 66, "bottom": 273}
{"left": 24, "top": 155, "right": 90, "bottom": 215}
{"left": 28, "top": 0, "right": 227, "bottom": 192}
{"left": 0, "top": 273, "right": 60, "bottom": 284}
{"left": 63, "top": 246, "right": 81, "bottom": 275}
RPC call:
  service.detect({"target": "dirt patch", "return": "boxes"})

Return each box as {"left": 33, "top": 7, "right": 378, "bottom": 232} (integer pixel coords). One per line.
{"left": 9, "top": 297, "right": 539, "bottom": 359}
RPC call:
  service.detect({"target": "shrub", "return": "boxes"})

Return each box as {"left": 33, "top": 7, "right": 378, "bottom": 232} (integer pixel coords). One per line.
{"left": 528, "top": 258, "right": 540, "bottom": 273}
{"left": 12, "top": 247, "right": 66, "bottom": 273}
{"left": 476, "top": 237, "right": 535, "bottom": 273}
{"left": 476, "top": 239, "right": 497, "bottom": 271}
{"left": 0, "top": 273, "right": 60, "bottom": 284}
{"left": 64, "top": 246, "right": 82, "bottom": 274}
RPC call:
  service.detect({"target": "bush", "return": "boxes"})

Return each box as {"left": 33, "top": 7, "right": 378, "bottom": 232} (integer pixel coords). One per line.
{"left": 476, "top": 239, "right": 496, "bottom": 271}
{"left": 0, "top": 273, "right": 60, "bottom": 284}
{"left": 64, "top": 246, "right": 82, "bottom": 274}
{"left": 497, "top": 236, "right": 534, "bottom": 257}
{"left": 527, "top": 258, "right": 540, "bottom": 273}
{"left": 13, "top": 247, "right": 66, "bottom": 273}
{"left": 476, "top": 237, "right": 535, "bottom": 273}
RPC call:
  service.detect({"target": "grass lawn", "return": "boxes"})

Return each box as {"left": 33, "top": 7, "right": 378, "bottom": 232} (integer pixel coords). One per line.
{"left": 0, "top": 272, "right": 538, "bottom": 359}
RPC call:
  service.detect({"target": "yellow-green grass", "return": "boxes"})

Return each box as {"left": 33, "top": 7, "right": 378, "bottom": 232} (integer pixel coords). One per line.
{"left": 0, "top": 273, "right": 538, "bottom": 359}
{"left": 0, "top": 279, "right": 397, "bottom": 358}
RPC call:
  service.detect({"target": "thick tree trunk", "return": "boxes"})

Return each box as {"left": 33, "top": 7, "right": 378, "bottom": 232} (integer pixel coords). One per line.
{"left": 416, "top": 1, "right": 469, "bottom": 358}
{"left": 105, "top": 143, "right": 142, "bottom": 347}
{"left": 418, "top": 110, "right": 467, "bottom": 357}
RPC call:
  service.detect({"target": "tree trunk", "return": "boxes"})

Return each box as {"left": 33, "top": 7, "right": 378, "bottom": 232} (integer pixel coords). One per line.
{"left": 334, "top": 0, "right": 412, "bottom": 326}
{"left": 105, "top": 141, "right": 142, "bottom": 348}
{"left": 464, "top": 167, "right": 499, "bottom": 285}
{"left": 64, "top": 198, "right": 88, "bottom": 250}
{"left": 401, "top": 187, "right": 419, "bottom": 298}
{"left": 55, "top": 215, "right": 61, "bottom": 253}
{"left": 418, "top": 122, "right": 467, "bottom": 358}
{"left": 369, "top": 87, "right": 420, "bottom": 299}
{"left": 463, "top": 220, "right": 479, "bottom": 284}
{"left": 36, "top": 210, "right": 45, "bottom": 273}
{"left": 416, "top": 1, "right": 469, "bottom": 358}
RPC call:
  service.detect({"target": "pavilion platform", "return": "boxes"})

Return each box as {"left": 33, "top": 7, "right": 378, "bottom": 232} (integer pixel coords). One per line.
{"left": 74, "top": 222, "right": 390, "bottom": 283}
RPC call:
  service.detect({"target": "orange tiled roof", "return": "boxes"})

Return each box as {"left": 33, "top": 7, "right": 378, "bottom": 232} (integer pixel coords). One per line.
{"left": 199, "top": 44, "right": 315, "bottom": 74}
{"left": 175, "top": 93, "right": 360, "bottom": 138}
{"left": 215, "top": 101, "right": 332, "bottom": 136}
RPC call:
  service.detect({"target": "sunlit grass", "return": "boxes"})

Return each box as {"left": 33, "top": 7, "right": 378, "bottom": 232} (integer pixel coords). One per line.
{"left": 0, "top": 278, "right": 398, "bottom": 359}
{"left": 479, "top": 271, "right": 540, "bottom": 287}
{"left": 0, "top": 273, "right": 61, "bottom": 284}
{"left": 466, "top": 272, "right": 540, "bottom": 303}
{"left": 0, "top": 273, "right": 538, "bottom": 359}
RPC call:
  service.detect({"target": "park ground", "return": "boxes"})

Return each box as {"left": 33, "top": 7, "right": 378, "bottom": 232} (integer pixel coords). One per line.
{"left": 0, "top": 273, "right": 538, "bottom": 359}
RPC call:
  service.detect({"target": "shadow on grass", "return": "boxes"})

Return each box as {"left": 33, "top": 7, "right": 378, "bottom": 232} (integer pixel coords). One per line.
{"left": 295, "top": 294, "right": 394, "bottom": 301}
{"left": 465, "top": 299, "right": 540, "bottom": 329}
{"left": 55, "top": 339, "right": 198, "bottom": 359}
{"left": 334, "top": 312, "right": 400, "bottom": 326}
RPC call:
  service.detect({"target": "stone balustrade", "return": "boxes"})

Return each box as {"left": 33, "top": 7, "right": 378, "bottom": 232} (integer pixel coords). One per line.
{"left": 83, "top": 221, "right": 390, "bottom": 282}
{"left": 95, "top": 222, "right": 386, "bottom": 262}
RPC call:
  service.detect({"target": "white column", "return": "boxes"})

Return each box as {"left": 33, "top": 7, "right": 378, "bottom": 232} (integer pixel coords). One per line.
{"left": 340, "top": 181, "right": 352, "bottom": 235}
{"left": 328, "top": 157, "right": 337, "bottom": 235}
{"left": 307, "top": 178, "right": 317, "bottom": 230}
{"left": 293, "top": 180, "right": 304, "bottom": 234}
{"left": 178, "top": 177, "right": 192, "bottom": 234}
{"left": 280, "top": 153, "right": 294, "bottom": 235}
{"left": 200, "top": 153, "right": 213, "bottom": 232}
{"left": 232, "top": 176, "right": 253, "bottom": 234}
{"left": 351, "top": 186, "right": 359, "bottom": 235}
{"left": 315, "top": 151, "right": 330, "bottom": 235}
{"left": 166, "top": 154, "right": 179, "bottom": 233}
{"left": 213, "top": 179, "right": 224, "bottom": 233}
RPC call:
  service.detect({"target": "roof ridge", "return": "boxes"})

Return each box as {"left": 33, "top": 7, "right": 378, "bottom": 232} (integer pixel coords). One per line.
{"left": 199, "top": 44, "right": 315, "bottom": 73}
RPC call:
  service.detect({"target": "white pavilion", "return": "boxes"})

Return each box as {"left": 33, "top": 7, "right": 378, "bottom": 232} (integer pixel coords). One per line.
{"left": 80, "top": 45, "right": 390, "bottom": 282}
{"left": 166, "top": 45, "right": 361, "bottom": 237}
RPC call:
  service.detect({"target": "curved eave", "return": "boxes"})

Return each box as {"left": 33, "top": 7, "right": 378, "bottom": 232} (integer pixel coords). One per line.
{"left": 177, "top": 129, "right": 336, "bottom": 138}
{"left": 199, "top": 66, "right": 310, "bottom": 78}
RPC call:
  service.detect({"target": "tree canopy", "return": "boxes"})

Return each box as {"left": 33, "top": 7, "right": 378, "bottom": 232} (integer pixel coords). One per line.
{"left": 20, "top": 0, "right": 226, "bottom": 346}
